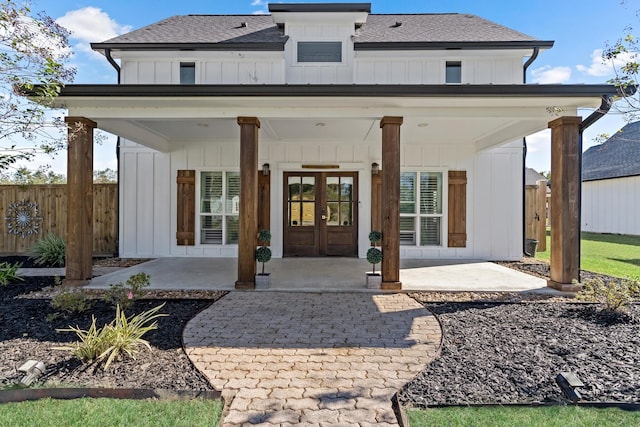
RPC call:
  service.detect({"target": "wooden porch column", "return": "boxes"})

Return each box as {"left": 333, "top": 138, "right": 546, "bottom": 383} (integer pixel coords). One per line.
{"left": 548, "top": 116, "right": 582, "bottom": 291}
{"left": 65, "top": 117, "right": 96, "bottom": 285}
{"left": 235, "top": 117, "right": 260, "bottom": 289}
{"left": 380, "top": 116, "right": 403, "bottom": 290}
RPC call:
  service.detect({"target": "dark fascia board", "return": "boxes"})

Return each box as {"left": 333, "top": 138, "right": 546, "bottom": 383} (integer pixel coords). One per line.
{"left": 354, "top": 40, "right": 555, "bottom": 50}
{"left": 47, "top": 84, "right": 621, "bottom": 98}
{"left": 583, "top": 173, "right": 640, "bottom": 182}
{"left": 268, "top": 3, "right": 371, "bottom": 13}
{"left": 90, "top": 42, "right": 286, "bottom": 51}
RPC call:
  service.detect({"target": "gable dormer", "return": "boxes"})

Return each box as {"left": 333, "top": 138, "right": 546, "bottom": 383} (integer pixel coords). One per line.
{"left": 269, "top": 3, "right": 371, "bottom": 83}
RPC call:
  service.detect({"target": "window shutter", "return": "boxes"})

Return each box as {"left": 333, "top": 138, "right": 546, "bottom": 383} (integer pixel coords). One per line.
{"left": 448, "top": 170, "right": 467, "bottom": 247}
{"left": 176, "top": 170, "right": 195, "bottom": 245}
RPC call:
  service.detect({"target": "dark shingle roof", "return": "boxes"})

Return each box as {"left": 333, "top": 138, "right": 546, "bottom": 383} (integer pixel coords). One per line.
{"left": 93, "top": 13, "right": 549, "bottom": 50}
{"left": 356, "top": 14, "right": 540, "bottom": 43}
{"left": 582, "top": 121, "right": 640, "bottom": 181}
{"left": 98, "top": 15, "right": 286, "bottom": 46}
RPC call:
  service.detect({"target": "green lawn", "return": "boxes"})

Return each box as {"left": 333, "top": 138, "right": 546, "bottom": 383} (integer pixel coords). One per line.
{"left": 536, "top": 231, "right": 640, "bottom": 278}
{"left": 408, "top": 405, "right": 640, "bottom": 427}
{"left": 0, "top": 397, "right": 223, "bottom": 427}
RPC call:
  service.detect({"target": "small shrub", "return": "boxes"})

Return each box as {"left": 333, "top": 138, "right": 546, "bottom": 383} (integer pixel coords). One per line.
{"left": 577, "top": 276, "right": 640, "bottom": 313}
{"left": 104, "top": 272, "right": 151, "bottom": 310}
{"left": 29, "top": 233, "right": 66, "bottom": 267}
{"left": 56, "top": 303, "right": 167, "bottom": 370}
{"left": 50, "top": 288, "right": 92, "bottom": 315}
{"left": 0, "top": 261, "right": 23, "bottom": 286}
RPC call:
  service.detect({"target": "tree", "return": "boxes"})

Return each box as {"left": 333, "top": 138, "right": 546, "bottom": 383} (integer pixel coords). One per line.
{"left": 0, "top": 165, "right": 65, "bottom": 184}
{"left": 603, "top": 7, "right": 639, "bottom": 121}
{"left": 93, "top": 168, "right": 117, "bottom": 183}
{"left": 0, "top": 0, "right": 75, "bottom": 170}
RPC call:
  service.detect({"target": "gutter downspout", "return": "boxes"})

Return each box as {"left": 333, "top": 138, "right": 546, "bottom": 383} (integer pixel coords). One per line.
{"left": 104, "top": 48, "right": 122, "bottom": 257}
{"left": 522, "top": 47, "right": 540, "bottom": 256}
{"left": 576, "top": 95, "right": 614, "bottom": 267}
{"left": 104, "top": 49, "right": 121, "bottom": 84}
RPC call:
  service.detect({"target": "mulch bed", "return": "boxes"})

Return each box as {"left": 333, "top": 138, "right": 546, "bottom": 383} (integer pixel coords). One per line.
{"left": 0, "top": 276, "right": 224, "bottom": 391}
{"left": 400, "top": 298, "right": 640, "bottom": 406}
{"left": 2, "top": 256, "right": 639, "bottom": 407}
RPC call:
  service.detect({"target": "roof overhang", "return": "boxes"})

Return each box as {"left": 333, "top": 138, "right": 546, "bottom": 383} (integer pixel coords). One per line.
{"left": 49, "top": 83, "right": 618, "bottom": 99}
{"left": 354, "top": 40, "right": 554, "bottom": 50}
{"left": 269, "top": 3, "right": 370, "bottom": 25}
{"left": 269, "top": 3, "right": 371, "bottom": 13}
{"left": 91, "top": 42, "right": 287, "bottom": 52}
{"left": 35, "top": 83, "right": 619, "bottom": 154}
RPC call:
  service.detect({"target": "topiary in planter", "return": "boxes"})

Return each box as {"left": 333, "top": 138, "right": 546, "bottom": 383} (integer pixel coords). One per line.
{"left": 367, "top": 230, "right": 383, "bottom": 274}
{"left": 256, "top": 229, "right": 272, "bottom": 275}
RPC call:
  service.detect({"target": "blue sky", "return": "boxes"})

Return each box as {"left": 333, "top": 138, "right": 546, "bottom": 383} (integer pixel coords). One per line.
{"left": 28, "top": 0, "right": 638, "bottom": 174}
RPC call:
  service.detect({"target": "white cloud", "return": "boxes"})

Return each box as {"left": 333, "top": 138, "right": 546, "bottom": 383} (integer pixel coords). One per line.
{"left": 56, "top": 7, "right": 131, "bottom": 53}
{"left": 530, "top": 65, "right": 572, "bottom": 84}
{"left": 251, "top": 0, "right": 268, "bottom": 14}
{"left": 577, "top": 48, "right": 637, "bottom": 77}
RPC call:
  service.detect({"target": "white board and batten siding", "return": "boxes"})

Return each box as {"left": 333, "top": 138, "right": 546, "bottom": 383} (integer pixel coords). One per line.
{"left": 117, "top": 48, "right": 527, "bottom": 85}
{"left": 354, "top": 50, "right": 526, "bottom": 85}
{"left": 474, "top": 142, "right": 523, "bottom": 260}
{"left": 119, "top": 139, "right": 524, "bottom": 260}
{"left": 119, "top": 51, "right": 285, "bottom": 85}
{"left": 582, "top": 176, "right": 640, "bottom": 236}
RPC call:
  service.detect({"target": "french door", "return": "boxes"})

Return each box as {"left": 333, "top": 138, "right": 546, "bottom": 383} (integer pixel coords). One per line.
{"left": 283, "top": 172, "right": 358, "bottom": 256}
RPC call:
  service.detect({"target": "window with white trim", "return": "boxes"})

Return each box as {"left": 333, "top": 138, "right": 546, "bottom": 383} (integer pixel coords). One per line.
{"left": 400, "top": 172, "right": 443, "bottom": 246}
{"left": 199, "top": 171, "right": 240, "bottom": 244}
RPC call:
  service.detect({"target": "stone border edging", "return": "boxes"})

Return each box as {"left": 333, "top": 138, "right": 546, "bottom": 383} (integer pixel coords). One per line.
{"left": 0, "top": 387, "right": 221, "bottom": 404}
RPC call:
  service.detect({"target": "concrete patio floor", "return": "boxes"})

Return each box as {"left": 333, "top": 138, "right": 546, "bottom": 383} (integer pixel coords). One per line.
{"left": 86, "top": 257, "right": 561, "bottom": 294}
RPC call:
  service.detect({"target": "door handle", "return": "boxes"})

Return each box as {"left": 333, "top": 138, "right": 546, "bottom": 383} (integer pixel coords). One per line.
{"left": 321, "top": 215, "right": 327, "bottom": 220}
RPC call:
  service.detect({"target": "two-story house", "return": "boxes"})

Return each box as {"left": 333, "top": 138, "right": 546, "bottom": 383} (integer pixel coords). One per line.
{"left": 49, "top": 3, "right": 618, "bottom": 290}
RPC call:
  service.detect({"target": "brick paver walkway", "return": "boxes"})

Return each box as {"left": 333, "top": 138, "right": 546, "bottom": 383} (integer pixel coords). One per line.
{"left": 183, "top": 292, "right": 441, "bottom": 426}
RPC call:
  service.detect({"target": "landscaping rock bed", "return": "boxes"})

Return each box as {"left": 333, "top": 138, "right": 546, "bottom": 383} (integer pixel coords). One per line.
{"left": 400, "top": 299, "right": 640, "bottom": 406}
{"left": 0, "top": 277, "right": 224, "bottom": 391}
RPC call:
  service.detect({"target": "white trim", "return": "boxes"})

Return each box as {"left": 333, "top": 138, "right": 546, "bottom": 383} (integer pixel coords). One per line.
{"left": 399, "top": 168, "right": 449, "bottom": 248}
{"left": 195, "top": 168, "right": 240, "bottom": 248}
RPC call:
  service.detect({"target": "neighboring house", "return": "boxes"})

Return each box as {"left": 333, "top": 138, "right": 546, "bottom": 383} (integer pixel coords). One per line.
{"left": 582, "top": 121, "right": 640, "bottom": 236}
{"left": 40, "top": 3, "right": 618, "bottom": 290}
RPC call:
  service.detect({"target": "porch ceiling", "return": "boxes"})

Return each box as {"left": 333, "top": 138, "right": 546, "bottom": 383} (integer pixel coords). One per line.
{"left": 56, "top": 86, "right": 610, "bottom": 152}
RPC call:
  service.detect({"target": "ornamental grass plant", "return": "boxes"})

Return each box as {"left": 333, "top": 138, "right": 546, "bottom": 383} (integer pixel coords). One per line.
{"left": 56, "top": 303, "right": 167, "bottom": 370}
{"left": 29, "top": 233, "right": 65, "bottom": 267}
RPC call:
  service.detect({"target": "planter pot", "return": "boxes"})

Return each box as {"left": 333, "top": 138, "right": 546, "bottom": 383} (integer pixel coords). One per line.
{"left": 255, "top": 273, "right": 271, "bottom": 289}
{"left": 366, "top": 273, "right": 382, "bottom": 289}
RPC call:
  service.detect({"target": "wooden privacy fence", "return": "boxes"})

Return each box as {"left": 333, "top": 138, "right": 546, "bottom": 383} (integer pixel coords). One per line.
{"left": 0, "top": 184, "right": 117, "bottom": 255}
{"left": 524, "top": 180, "right": 547, "bottom": 252}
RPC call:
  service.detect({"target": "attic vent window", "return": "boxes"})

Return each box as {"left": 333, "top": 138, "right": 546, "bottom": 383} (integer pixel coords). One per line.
{"left": 180, "top": 62, "right": 195, "bottom": 84}
{"left": 297, "top": 42, "right": 342, "bottom": 63}
{"left": 445, "top": 61, "right": 462, "bottom": 84}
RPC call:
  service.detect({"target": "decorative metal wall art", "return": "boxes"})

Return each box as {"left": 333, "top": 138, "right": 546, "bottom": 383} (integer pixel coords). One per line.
{"left": 5, "top": 200, "right": 43, "bottom": 238}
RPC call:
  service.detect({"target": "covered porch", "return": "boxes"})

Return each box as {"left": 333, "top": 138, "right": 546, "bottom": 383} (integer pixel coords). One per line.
{"left": 51, "top": 84, "right": 620, "bottom": 292}
{"left": 86, "top": 257, "right": 559, "bottom": 294}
